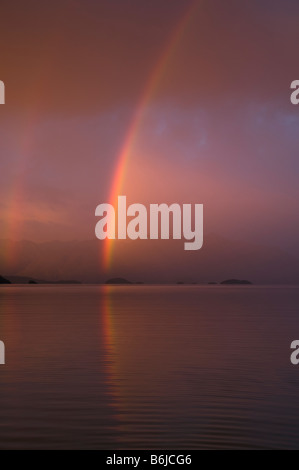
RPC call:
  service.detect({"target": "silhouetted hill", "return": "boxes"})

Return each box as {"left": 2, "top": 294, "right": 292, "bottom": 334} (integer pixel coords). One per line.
{"left": 0, "top": 275, "right": 11, "bottom": 284}
{"left": 6, "top": 275, "right": 81, "bottom": 285}
{"left": 7, "top": 276, "right": 45, "bottom": 284}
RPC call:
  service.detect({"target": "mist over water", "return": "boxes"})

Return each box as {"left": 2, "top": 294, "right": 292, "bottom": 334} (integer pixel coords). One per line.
{"left": 0, "top": 285, "right": 298, "bottom": 449}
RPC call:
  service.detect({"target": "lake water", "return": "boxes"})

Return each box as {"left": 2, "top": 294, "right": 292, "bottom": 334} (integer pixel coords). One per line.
{"left": 0, "top": 285, "right": 298, "bottom": 449}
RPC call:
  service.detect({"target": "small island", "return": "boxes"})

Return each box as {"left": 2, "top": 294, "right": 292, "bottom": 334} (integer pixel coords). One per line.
{"left": 220, "top": 279, "right": 252, "bottom": 285}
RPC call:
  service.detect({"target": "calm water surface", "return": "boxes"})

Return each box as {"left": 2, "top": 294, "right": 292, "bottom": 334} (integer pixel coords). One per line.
{"left": 0, "top": 285, "right": 298, "bottom": 449}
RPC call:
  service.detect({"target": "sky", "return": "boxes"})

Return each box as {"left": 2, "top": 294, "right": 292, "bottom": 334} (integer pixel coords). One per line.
{"left": 0, "top": 0, "right": 299, "bottom": 278}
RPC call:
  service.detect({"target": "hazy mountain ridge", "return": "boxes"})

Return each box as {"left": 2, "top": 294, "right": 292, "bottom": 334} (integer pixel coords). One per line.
{"left": 0, "top": 235, "right": 298, "bottom": 284}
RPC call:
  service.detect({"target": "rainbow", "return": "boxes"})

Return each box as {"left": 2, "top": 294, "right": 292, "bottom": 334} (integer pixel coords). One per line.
{"left": 2, "top": 2, "right": 200, "bottom": 270}
{"left": 2, "top": 42, "right": 58, "bottom": 268}
{"left": 104, "top": 0, "right": 200, "bottom": 269}
{"left": 2, "top": 109, "right": 40, "bottom": 268}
